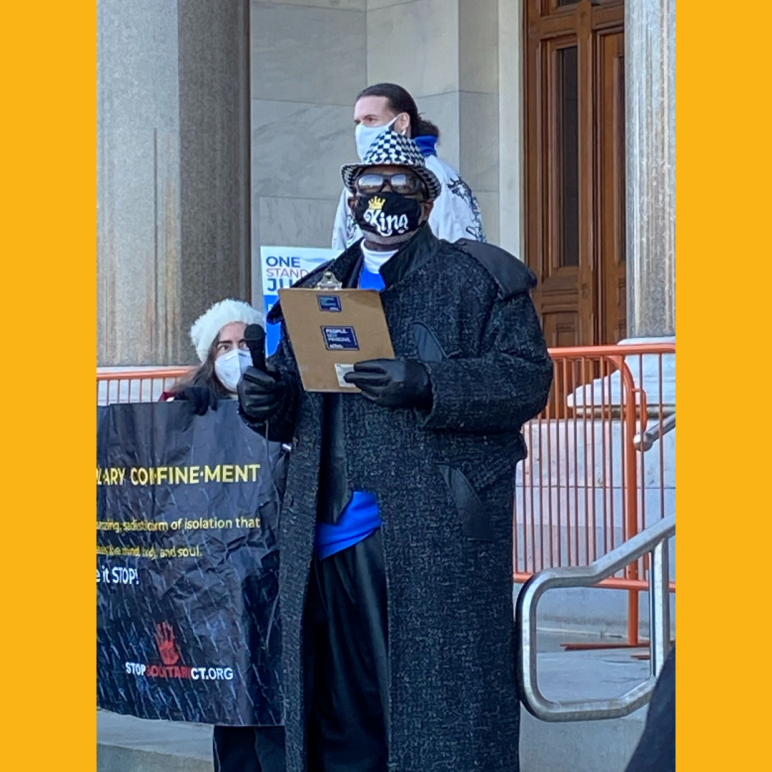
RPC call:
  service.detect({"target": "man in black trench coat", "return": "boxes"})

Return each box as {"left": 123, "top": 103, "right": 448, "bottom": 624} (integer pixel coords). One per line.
{"left": 238, "top": 131, "right": 553, "bottom": 772}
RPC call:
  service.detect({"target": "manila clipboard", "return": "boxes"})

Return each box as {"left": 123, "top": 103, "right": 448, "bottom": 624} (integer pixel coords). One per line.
{"left": 278, "top": 276, "right": 394, "bottom": 392}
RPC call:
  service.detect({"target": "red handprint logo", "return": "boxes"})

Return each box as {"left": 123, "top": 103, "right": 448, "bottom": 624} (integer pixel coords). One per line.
{"left": 154, "top": 622, "right": 181, "bottom": 666}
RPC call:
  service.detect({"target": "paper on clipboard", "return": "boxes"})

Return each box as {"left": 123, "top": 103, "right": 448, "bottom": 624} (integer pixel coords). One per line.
{"left": 278, "top": 286, "right": 394, "bottom": 392}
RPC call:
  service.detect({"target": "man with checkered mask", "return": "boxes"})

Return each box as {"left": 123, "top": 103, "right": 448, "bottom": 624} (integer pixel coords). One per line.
{"left": 340, "top": 129, "right": 445, "bottom": 294}
{"left": 238, "top": 131, "right": 553, "bottom": 772}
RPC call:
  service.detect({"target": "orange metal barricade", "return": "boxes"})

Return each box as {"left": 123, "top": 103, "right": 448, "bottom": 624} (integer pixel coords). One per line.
{"left": 96, "top": 367, "right": 193, "bottom": 405}
{"left": 514, "top": 343, "right": 676, "bottom": 648}
{"left": 97, "top": 346, "right": 675, "bottom": 647}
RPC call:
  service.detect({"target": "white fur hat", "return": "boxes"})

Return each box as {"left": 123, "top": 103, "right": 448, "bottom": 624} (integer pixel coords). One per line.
{"left": 189, "top": 299, "right": 263, "bottom": 362}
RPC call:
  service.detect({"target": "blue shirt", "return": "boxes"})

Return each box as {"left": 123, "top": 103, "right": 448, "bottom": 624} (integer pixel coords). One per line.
{"left": 315, "top": 492, "right": 382, "bottom": 560}
{"left": 313, "top": 263, "right": 385, "bottom": 559}
{"left": 358, "top": 264, "right": 386, "bottom": 291}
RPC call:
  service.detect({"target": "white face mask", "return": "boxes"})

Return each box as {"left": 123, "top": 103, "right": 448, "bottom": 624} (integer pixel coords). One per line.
{"left": 214, "top": 348, "right": 251, "bottom": 392}
{"left": 355, "top": 116, "right": 400, "bottom": 161}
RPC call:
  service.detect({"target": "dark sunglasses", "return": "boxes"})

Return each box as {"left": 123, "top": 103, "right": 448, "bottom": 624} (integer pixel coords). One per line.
{"left": 355, "top": 171, "right": 423, "bottom": 196}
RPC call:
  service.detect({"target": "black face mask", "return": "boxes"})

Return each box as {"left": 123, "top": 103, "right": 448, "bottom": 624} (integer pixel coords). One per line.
{"left": 353, "top": 192, "right": 423, "bottom": 238}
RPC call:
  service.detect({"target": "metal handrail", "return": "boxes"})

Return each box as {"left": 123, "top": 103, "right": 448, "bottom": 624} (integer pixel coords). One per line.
{"left": 634, "top": 412, "right": 676, "bottom": 451}
{"left": 516, "top": 515, "right": 675, "bottom": 722}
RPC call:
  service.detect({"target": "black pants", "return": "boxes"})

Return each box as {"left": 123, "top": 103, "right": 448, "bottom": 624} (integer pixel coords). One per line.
{"left": 305, "top": 529, "right": 389, "bottom": 772}
{"left": 213, "top": 725, "right": 286, "bottom": 772}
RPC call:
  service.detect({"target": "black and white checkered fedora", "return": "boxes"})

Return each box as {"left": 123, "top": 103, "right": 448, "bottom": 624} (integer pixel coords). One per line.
{"left": 341, "top": 130, "right": 442, "bottom": 200}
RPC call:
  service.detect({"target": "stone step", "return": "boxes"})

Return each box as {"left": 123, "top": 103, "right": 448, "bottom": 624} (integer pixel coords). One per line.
{"left": 97, "top": 710, "right": 211, "bottom": 772}
{"left": 98, "top": 644, "right": 651, "bottom": 772}
{"left": 521, "top": 710, "right": 646, "bottom": 772}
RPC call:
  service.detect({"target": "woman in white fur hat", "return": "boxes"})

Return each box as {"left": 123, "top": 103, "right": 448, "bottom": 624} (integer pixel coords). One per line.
{"left": 162, "top": 297, "right": 286, "bottom": 771}
{"left": 161, "top": 298, "right": 264, "bottom": 413}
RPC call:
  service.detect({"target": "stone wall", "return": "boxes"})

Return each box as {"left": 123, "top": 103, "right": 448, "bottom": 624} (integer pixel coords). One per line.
{"left": 249, "top": 0, "right": 512, "bottom": 301}
{"left": 249, "top": 0, "right": 368, "bottom": 303}
{"left": 97, "top": 0, "right": 522, "bottom": 363}
{"left": 366, "top": 0, "right": 502, "bottom": 244}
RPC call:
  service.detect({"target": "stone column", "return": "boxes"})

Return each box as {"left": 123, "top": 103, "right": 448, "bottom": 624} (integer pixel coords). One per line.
{"left": 624, "top": 0, "right": 676, "bottom": 338}
{"left": 97, "top": 0, "right": 251, "bottom": 366}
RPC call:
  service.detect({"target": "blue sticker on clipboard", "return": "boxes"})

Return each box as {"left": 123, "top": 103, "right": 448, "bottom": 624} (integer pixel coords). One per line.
{"left": 318, "top": 295, "right": 342, "bottom": 312}
{"left": 321, "top": 326, "right": 359, "bottom": 350}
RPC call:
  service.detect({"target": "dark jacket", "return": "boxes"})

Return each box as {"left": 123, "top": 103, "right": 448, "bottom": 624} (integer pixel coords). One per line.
{"left": 263, "top": 225, "right": 553, "bottom": 772}
{"left": 625, "top": 646, "right": 675, "bottom": 772}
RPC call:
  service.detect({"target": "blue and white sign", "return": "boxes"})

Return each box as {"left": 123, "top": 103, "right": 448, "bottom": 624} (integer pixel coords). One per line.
{"left": 318, "top": 295, "right": 342, "bottom": 313}
{"left": 321, "top": 326, "right": 359, "bottom": 351}
{"left": 260, "top": 246, "right": 338, "bottom": 356}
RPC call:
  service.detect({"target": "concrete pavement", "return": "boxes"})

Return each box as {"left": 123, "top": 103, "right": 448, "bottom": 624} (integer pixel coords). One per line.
{"left": 98, "top": 633, "right": 651, "bottom": 772}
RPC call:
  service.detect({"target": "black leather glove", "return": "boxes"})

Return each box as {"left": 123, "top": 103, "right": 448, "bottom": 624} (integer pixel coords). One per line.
{"left": 173, "top": 386, "right": 218, "bottom": 416}
{"left": 237, "top": 366, "right": 287, "bottom": 423}
{"left": 343, "top": 358, "right": 433, "bottom": 410}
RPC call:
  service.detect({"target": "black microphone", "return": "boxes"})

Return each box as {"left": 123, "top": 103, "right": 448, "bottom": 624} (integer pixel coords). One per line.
{"left": 244, "top": 324, "right": 266, "bottom": 371}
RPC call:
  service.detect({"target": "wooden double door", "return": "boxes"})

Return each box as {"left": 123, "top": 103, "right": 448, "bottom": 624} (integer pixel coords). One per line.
{"left": 524, "top": 0, "right": 626, "bottom": 346}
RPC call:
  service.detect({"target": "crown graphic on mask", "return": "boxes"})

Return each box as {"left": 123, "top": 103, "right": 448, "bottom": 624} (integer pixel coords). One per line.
{"left": 368, "top": 196, "right": 386, "bottom": 211}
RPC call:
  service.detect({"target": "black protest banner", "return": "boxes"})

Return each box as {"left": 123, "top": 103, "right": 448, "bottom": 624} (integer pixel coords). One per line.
{"left": 96, "top": 400, "right": 287, "bottom": 726}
